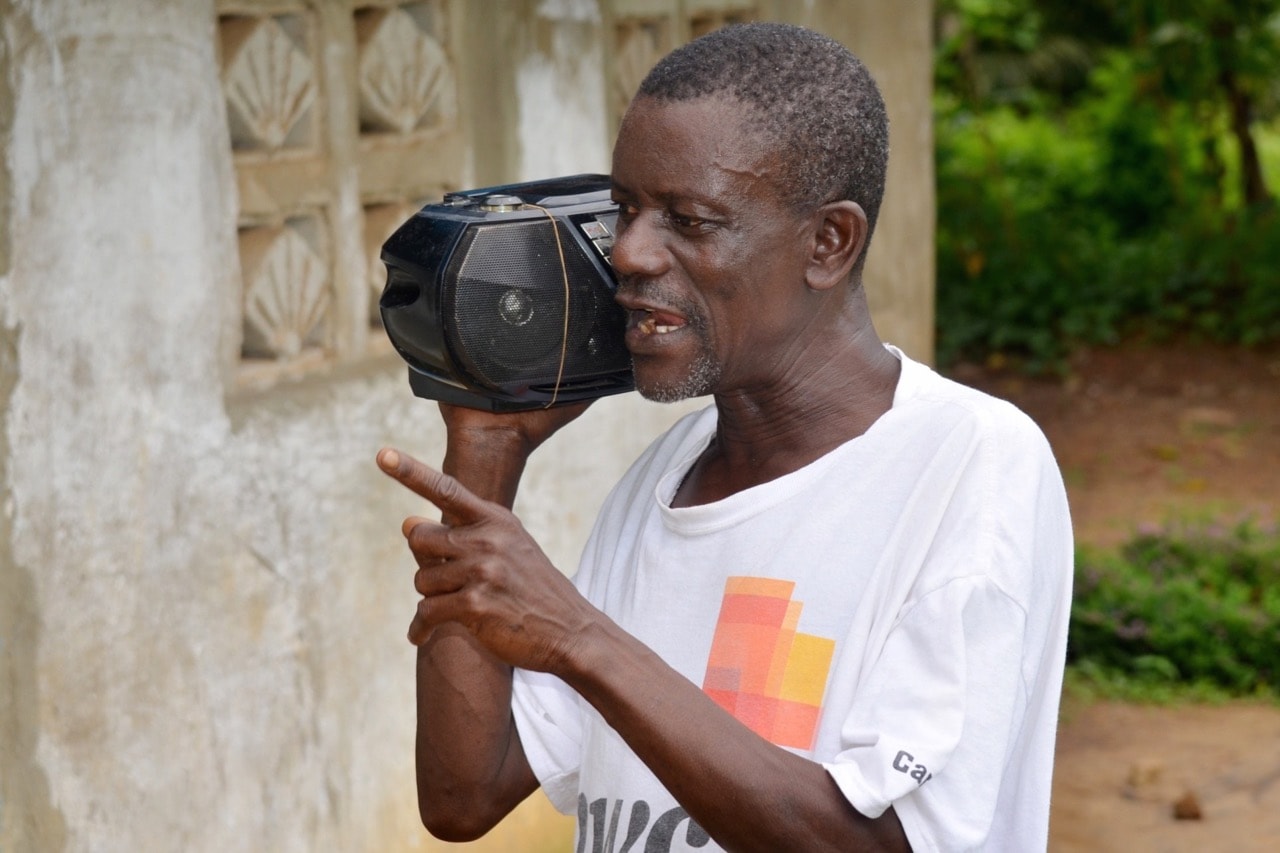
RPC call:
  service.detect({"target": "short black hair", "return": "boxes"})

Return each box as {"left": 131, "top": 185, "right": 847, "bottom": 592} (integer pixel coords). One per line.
{"left": 636, "top": 22, "right": 889, "bottom": 251}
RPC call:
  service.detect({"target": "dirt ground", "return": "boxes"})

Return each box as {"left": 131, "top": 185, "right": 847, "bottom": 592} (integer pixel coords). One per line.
{"left": 950, "top": 341, "right": 1280, "bottom": 852}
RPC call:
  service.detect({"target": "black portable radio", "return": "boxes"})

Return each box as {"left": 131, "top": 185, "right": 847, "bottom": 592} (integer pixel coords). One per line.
{"left": 379, "top": 174, "right": 633, "bottom": 411}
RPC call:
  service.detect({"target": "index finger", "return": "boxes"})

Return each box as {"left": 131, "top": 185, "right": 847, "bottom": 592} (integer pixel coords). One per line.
{"left": 376, "top": 448, "right": 492, "bottom": 523}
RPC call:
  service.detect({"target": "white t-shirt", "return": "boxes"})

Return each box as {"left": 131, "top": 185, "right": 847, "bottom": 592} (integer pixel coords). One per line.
{"left": 512, "top": 348, "right": 1073, "bottom": 852}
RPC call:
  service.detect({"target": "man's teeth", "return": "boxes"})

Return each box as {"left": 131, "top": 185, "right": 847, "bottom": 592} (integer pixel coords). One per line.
{"left": 639, "top": 314, "right": 679, "bottom": 334}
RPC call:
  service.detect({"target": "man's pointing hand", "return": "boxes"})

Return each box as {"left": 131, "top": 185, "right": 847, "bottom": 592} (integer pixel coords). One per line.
{"left": 377, "top": 447, "right": 593, "bottom": 670}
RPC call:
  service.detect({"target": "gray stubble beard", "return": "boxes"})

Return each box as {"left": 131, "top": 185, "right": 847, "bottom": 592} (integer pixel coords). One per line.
{"left": 634, "top": 345, "right": 721, "bottom": 403}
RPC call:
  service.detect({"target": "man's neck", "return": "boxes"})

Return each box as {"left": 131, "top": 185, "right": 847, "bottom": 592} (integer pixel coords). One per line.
{"left": 671, "top": 320, "right": 900, "bottom": 508}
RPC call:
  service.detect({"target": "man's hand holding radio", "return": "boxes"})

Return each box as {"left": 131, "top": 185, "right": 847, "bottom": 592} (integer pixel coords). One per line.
{"left": 430, "top": 401, "right": 591, "bottom": 514}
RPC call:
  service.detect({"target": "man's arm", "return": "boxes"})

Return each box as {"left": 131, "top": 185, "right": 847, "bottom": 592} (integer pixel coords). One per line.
{"left": 380, "top": 452, "right": 910, "bottom": 852}
{"left": 384, "top": 403, "right": 589, "bottom": 841}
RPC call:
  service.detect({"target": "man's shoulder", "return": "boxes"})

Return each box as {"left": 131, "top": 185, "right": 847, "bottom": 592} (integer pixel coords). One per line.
{"left": 895, "top": 353, "right": 1051, "bottom": 453}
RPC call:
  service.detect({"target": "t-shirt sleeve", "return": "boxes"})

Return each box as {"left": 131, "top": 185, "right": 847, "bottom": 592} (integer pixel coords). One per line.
{"left": 823, "top": 576, "right": 1030, "bottom": 853}
{"left": 510, "top": 666, "right": 584, "bottom": 815}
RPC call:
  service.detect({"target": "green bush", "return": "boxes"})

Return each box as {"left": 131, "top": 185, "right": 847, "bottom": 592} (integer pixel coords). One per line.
{"left": 1069, "top": 519, "right": 1280, "bottom": 699}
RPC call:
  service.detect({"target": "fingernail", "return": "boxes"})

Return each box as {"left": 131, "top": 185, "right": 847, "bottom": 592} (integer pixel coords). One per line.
{"left": 379, "top": 449, "right": 400, "bottom": 470}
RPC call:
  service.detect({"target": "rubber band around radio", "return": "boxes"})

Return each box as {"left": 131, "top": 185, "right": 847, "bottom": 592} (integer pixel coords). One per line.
{"left": 525, "top": 203, "right": 572, "bottom": 408}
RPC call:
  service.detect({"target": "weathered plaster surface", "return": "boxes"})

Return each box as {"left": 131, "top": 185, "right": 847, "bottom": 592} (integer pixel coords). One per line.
{"left": 517, "top": 0, "right": 610, "bottom": 180}
{"left": 1, "top": 3, "right": 70, "bottom": 849}
{"left": 0, "top": 1, "right": 428, "bottom": 848}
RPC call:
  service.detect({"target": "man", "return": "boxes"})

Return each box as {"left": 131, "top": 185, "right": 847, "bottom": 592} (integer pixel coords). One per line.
{"left": 378, "top": 23, "right": 1072, "bottom": 852}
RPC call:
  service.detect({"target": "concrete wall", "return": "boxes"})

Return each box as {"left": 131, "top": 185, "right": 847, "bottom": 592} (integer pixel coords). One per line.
{"left": 0, "top": 1, "right": 933, "bottom": 850}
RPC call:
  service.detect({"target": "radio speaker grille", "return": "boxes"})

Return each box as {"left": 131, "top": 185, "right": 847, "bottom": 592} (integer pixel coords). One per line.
{"left": 445, "top": 220, "right": 629, "bottom": 388}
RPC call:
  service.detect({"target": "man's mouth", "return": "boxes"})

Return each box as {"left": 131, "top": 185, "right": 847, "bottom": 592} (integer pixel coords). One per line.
{"left": 634, "top": 308, "right": 686, "bottom": 335}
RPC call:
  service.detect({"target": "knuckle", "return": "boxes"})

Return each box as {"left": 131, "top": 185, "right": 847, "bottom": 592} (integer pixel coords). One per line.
{"left": 458, "top": 585, "right": 486, "bottom": 613}
{"left": 470, "top": 555, "right": 504, "bottom": 587}
{"left": 434, "top": 474, "right": 464, "bottom": 504}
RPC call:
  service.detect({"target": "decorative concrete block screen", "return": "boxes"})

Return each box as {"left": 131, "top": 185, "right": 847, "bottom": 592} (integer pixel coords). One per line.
{"left": 216, "top": 0, "right": 464, "bottom": 388}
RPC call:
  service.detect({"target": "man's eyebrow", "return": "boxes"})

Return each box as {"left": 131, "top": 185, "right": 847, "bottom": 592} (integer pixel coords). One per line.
{"left": 612, "top": 183, "right": 725, "bottom": 210}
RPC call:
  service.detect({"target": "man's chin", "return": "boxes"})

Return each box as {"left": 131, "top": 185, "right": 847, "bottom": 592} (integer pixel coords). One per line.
{"left": 631, "top": 359, "right": 720, "bottom": 404}
{"left": 636, "top": 384, "right": 697, "bottom": 404}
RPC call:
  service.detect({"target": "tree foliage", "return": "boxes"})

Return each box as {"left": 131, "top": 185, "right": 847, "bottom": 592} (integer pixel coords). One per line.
{"left": 934, "top": 0, "right": 1280, "bottom": 370}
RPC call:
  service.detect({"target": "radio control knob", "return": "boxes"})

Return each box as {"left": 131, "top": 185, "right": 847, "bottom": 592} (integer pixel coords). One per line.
{"left": 479, "top": 194, "right": 523, "bottom": 212}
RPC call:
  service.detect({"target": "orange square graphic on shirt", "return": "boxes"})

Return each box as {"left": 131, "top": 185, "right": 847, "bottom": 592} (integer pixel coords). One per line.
{"left": 725, "top": 576, "right": 795, "bottom": 599}
{"left": 718, "top": 592, "right": 793, "bottom": 627}
{"left": 701, "top": 577, "right": 835, "bottom": 750}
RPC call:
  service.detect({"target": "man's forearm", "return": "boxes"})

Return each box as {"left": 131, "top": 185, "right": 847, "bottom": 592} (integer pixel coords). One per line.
{"left": 439, "top": 429, "right": 529, "bottom": 517}
{"left": 412, "top": 437, "right": 537, "bottom": 839}
{"left": 414, "top": 629, "right": 534, "bottom": 840}
{"left": 559, "top": 618, "right": 910, "bottom": 853}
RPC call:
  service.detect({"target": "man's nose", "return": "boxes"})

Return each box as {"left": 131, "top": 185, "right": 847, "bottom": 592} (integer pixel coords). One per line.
{"left": 610, "top": 211, "right": 669, "bottom": 279}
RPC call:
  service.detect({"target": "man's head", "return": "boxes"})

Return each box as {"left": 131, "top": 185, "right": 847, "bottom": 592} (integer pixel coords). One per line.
{"left": 610, "top": 25, "right": 889, "bottom": 403}
{"left": 635, "top": 23, "right": 889, "bottom": 254}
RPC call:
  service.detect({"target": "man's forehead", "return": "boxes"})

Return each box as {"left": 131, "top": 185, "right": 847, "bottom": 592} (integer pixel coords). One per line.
{"left": 618, "top": 92, "right": 758, "bottom": 142}
{"left": 613, "top": 94, "right": 779, "bottom": 189}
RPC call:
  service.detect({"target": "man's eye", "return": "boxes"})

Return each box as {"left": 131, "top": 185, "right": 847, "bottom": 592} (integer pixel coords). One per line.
{"left": 670, "top": 213, "right": 705, "bottom": 229}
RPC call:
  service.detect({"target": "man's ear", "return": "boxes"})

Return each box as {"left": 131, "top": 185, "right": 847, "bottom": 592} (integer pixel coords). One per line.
{"left": 806, "top": 200, "right": 868, "bottom": 291}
